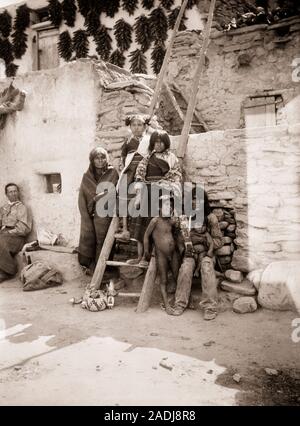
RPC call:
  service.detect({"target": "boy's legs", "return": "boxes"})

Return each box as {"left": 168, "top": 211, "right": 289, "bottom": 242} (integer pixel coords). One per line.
{"left": 171, "top": 256, "right": 195, "bottom": 315}
{"left": 199, "top": 256, "right": 218, "bottom": 320}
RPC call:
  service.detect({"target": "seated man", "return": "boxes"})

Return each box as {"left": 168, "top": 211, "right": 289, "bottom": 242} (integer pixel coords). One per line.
{"left": 0, "top": 183, "right": 32, "bottom": 283}
{"left": 171, "top": 191, "right": 224, "bottom": 320}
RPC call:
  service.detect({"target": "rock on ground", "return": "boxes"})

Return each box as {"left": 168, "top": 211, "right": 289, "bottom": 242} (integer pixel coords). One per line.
{"left": 221, "top": 279, "right": 257, "bottom": 296}
{"left": 225, "top": 269, "right": 243, "bottom": 283}
{"left": 257, "top": 261, "right": 300, "bottom": 312}
{"left": 233, "top": 297, "right": 258, "bottom": 314}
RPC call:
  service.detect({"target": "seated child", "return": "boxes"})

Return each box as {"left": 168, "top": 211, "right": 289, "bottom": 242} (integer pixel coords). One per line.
{"left": 189, "top": 193, "right": 223, "bottom": 277}
{"left": 190, "top": 224, "right": 214, "bottom": 277}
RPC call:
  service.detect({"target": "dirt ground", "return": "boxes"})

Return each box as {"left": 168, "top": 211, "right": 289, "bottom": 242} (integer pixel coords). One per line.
{"left": 0, "top": 276, "right": 299, "bottom": 406}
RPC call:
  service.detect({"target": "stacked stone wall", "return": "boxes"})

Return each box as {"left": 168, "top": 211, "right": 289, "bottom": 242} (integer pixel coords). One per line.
{"left": 167, "top": 16, "right": 300, "bottom": 131}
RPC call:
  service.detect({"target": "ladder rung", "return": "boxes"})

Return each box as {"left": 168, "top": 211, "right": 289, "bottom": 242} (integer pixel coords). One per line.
{"left": 118, "top": 292, "right": 141, "bottom": 298}
{"left": 115, "top": 236, "right": 137, "bottom": 243}
{"left": 106, "top": 260, "right": 148, "bottom": 268}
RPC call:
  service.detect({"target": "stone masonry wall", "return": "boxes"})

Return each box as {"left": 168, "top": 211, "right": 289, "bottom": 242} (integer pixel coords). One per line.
{"left": 172, "top": 123, "right": 300, "bottom": 272}
{"left": 167, "top": 16, "right": 300, "bottom": 131}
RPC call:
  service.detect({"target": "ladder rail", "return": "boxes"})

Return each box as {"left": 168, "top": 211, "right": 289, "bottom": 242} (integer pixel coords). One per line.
{"left": 177, "top": 0, "right": 217, "bottom": 159}
{"left": 148, "top": 0, "right": 189, "bottom": 119}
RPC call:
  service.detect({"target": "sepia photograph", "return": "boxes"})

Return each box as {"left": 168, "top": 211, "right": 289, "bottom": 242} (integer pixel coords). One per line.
{"left": 0, "top": 0, "right": 299, "bottom": 409}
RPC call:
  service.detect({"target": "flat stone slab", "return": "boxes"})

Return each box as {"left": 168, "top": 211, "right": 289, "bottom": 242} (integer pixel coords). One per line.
{"left": 220, "top": 279, "right": 257, "bottom": 296}
{"left": 225, "top": 269, "right": 244, "bottom": 283}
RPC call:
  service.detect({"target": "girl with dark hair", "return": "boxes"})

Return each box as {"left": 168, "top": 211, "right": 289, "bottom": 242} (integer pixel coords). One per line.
{"left": 115, "top": 114, "right": 151, "bottom": 243}
{"left": 128, "top": 130, "right": 182, "bottom": 265}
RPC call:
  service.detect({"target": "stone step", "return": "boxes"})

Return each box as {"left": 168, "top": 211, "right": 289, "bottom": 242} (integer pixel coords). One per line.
{"left": 220, "top": 279, "right": 257, "bottom": 296}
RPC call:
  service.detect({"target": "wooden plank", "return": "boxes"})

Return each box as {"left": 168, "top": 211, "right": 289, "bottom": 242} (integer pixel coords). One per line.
{"left": 106, "top": 260, "right": 148, "bottom": 268}
{"left": 148, "top": 0, "right": 189, "bottom": 118}
{"left": 118, "top": 292, "right": 141, "bottom": 298}
{"left": 245, "top": 96, "right": 275, "bottom": 107}
{"left": 177, "top": 0, "right": 217, "bottom": 159}
{"left": 39, "top": 244, "right": 76, "bottom": 254}
{"left": 136, "top": 256, "right": 157, "bottom": 313}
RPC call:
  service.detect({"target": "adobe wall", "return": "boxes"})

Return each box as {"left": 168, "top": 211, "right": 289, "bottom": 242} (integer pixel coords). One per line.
{"left": 167, "top": 16, "right": 300, "bottom": 130}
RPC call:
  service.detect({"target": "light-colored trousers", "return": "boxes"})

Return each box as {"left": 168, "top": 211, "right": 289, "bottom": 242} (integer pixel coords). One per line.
{"left": 174, "top": 256, "right": 218, "bottom": 312}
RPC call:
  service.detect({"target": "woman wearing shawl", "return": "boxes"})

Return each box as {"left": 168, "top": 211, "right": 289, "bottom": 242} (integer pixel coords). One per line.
{"left": 128, "top": 130, "right": 182, "bottom": 264}
{"left": 78, "top": 147, "right": 119, "bottom": 271}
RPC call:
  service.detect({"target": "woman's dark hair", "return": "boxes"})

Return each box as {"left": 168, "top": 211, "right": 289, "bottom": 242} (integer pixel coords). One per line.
{"left": 148, "top": 130, "right": 171, "bottom": 152}
{"left": 5, "top": 183, "right": 19, "bottom": 194}
{"left": 203, "top": 190, "right": 211, "bottom": 219}
{"left": 191, "top": 188, "right": 211, "bottom": 222}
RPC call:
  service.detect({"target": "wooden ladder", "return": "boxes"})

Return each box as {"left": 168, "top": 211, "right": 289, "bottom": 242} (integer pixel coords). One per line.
{"left": 89, "top": 0, "right": 217, "bottom": 312}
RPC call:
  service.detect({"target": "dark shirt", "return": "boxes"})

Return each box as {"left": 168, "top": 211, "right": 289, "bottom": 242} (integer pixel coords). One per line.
{"left": 121, "top": 137, "right": 140, "bottom": 165}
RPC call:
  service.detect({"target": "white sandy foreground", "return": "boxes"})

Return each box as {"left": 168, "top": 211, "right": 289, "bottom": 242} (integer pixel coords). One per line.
{"left": 0, "top": 278, "right": 299, "bottom": 406}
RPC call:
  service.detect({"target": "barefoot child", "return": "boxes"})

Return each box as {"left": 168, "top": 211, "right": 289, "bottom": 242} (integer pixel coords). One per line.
{"left": 143, "top": 197, "right": 180, "bottom": 315}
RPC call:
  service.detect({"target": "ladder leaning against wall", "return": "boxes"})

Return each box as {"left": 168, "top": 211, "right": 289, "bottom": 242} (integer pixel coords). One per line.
{"left": 89, "top": 0, "right": 217, "bottom": 312}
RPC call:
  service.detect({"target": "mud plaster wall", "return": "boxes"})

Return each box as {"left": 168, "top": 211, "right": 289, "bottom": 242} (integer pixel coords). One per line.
{"left": 167, "top": 17, "right": 300, "bottom": 131}
{"left": 0, "top": 61, "right": 99, "bottom": 246}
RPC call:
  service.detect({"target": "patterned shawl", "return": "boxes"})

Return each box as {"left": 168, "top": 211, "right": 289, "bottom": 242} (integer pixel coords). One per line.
{"left": 134, "top": 149, "right": 182, "bottom": 196}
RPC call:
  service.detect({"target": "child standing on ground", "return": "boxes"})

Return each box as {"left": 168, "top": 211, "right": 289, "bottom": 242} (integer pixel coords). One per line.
{"left": 143, "top": 197, "right": 180, "bottom": 315}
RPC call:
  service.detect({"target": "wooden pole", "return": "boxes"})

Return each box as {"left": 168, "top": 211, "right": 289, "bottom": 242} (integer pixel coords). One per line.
{"left": 90, "top": 216, "right": 119, "bottom": 290}
{"left": 177, "top": 0, "right": 217, "bottom": 159}
{"left": 148, "top": 0, "right": 189, "bottom": 118}
{"left": 136, "top": 256, "right": 157, "bottom": 313}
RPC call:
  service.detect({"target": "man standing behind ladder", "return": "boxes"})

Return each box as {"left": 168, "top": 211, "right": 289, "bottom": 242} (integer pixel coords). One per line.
{"left": 0, "top": 183, "right": 32, "bottom": 282}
